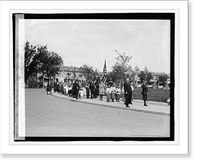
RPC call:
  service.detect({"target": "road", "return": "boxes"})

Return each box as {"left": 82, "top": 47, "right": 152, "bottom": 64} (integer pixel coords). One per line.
{"left": 25, "top": 89, "right": 170, "bottom": 137}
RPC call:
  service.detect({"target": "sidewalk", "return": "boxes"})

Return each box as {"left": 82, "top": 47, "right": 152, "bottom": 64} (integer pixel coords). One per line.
{"left": 51, "top": 93, "right": 170, "bottom": 116}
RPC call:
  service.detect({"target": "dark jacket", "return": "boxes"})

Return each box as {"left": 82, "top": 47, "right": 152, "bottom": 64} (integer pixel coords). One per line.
{"left": 124, "top": 82, "right": 132, "bottom": 94}
{"left": 72, "top": 82, "right": 80, "bottom": 91}
{"left": 89, "top": 82, "right": 95, "bottom": 90}
{"left": 141, "top": 84, "right": 148, "bottom": 95}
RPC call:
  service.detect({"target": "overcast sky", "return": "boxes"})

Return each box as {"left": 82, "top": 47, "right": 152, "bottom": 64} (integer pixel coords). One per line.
{"left": 24, "top": 19, "right": 170, "bottom": 73}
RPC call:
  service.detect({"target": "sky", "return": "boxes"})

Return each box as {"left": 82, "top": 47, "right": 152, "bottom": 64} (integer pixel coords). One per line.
{"left": 24, "top": 19, "right": 170, "bottom": 73}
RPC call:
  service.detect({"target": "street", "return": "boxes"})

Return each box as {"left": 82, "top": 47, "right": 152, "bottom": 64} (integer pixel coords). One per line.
{"left": 25, "top": 89, "right": 170, "bottom": 137}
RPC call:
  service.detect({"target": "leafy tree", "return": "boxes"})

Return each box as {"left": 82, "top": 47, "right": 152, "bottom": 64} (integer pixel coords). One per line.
{"left": 114, "top": 50, "right": 132, "bottom": 82}
{"left": 24, "top": 41, "right": 37, "bottom": 83}
{"left": 138, "top": 67, "right": 153, "bottom": 83}
{"left": 138, "top": 71, "right": 146, "bottom": 83}
{"left": 24, "top": 41, "right": 63, "bottom": 84}
{"left": 80, "top": 64, "right": 94, "bottom": 81}
{"left": 158, "top": 74, "right": 169, "bottom": 86}
{"left": 110, "top": 64, "right": 123, "bottom": 82}
{"left": 40, "top": 51, "right": 63, "bottom": 83}
{"left": 144, "top": 67, "right": 153, "bottom": 83}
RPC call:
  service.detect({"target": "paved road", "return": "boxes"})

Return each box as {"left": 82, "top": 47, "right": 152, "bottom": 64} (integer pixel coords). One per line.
{"left": 25, "top": 89, "right": 170, "bottom": 137}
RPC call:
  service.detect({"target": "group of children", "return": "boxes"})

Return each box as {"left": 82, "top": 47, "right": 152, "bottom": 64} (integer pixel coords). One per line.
{"left": 105, "top": 84, "right": 122, "bottom": 102}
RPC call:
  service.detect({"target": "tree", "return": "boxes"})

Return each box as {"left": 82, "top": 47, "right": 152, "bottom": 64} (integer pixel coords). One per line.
{"left": 144, "top": 67, "right": 153, "bottom": 83}
{"left": 40, "top": 51, "right": 63, "bottom": 83}
{"left": 33, "top": 45, "right": 48, "bottom": 81}
{"left": 114, "top": 50, "right": 132, "bottom": 82}
{"left": 24, "top": 41, "right": 64, "bottom": 85}
{"left": 80, "top": 64, "right": 94, "bottom": 81}
{"left": 109, "top": 63, "right": 124, "bottom": 83}
{"left": 24, "top": 41, "right": 37, "bottom": 83}
{"left": 138, "top": 67, "right": 153, "bottom": 83}
{"left": 138, "top": 71, "right": 146, "bottom": 83}
{"left": 158, "top": 74, "right": 169, "bottom": 86}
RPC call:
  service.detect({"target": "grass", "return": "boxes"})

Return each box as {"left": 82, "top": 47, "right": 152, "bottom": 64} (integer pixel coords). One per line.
{"left": 132, "top": 88, "right": 170, "bottom": 103}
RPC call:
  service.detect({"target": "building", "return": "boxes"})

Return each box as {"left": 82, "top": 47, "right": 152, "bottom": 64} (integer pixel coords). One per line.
{"left": 27, "top": 65, "right": 86, "bottom": 88}
{"left": 56, "top": 65, "right": 86, "bottom": 83}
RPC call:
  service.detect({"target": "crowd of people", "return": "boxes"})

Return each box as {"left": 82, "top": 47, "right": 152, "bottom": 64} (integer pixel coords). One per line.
{"left": 46, "top": 78, "right": 150, "bottom": 107}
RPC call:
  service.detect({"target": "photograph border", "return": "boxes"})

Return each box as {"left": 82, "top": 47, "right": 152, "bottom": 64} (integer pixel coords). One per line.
{"left": 0, "top": 0, "right": 191, "bottom": 157}
{"left": 13, "top": 12, "right": 175, "bottom": 142}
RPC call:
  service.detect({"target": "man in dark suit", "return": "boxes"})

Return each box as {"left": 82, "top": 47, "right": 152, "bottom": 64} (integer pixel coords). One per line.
{"left": 124, "top": 78, "right": 132, "bottom": 107}
{"left": 141, "top": 80, "right": 149, "bottom": 106}
{"left": 72, "top": 80, "right": 80, "bottom": 99}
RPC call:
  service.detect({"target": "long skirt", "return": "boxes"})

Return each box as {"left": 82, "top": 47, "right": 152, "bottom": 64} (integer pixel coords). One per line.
{"left": 143, "top": 94, "right": 147, "bottom": 101}
{"left": 107, "top": 94, "right": 111, "bottom": 102}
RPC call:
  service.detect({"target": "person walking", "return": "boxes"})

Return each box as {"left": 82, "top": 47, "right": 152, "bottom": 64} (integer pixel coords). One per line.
{"left": 124, "top": 78, "right": 132, "bottom": 107}
{"left": 141, "top": 80, "right": 149, "bottom": 106}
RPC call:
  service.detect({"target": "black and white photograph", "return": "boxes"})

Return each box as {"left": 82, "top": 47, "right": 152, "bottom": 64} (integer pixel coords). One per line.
{"left": 0, "top": 0, "right": 191, "bottom": 158}
{"left": 13, "top": 13, "right": 174, "bottom": 141}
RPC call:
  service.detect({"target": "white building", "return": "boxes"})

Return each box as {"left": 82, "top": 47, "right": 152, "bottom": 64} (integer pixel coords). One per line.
{"left": 56, "top": 65, "right": 86, "bottom": 83}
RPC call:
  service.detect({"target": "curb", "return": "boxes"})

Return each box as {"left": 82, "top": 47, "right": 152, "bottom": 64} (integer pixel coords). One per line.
{"left": 51, "top": 93, "right": 170, "bottom": 116}
{"left": 100, "top": 97, "right": 168, "bottom": 106}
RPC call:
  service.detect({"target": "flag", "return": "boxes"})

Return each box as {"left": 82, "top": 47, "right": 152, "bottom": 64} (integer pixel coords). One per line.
{"left": 101, "top": 59, "right": 107, "bottom": 83}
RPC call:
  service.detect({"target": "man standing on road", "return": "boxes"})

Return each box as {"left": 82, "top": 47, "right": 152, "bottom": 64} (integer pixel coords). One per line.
{"left": 124, "top": 78, "right": 132, "bottom": 107}
{"left": 141, "top": 80, "right": 149, "bottom": 106}
{"left": 72, "top": 80, "right": 80, "bottom": 99}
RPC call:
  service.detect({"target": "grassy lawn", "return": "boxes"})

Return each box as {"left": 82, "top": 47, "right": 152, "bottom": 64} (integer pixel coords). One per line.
{"left": 132, "top": 88, "right": 170, "bottom": 103}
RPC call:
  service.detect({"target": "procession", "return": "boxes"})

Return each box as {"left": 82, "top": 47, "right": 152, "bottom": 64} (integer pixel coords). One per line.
{"left": 46, "top": 77, "right": 150, "bottom": 108}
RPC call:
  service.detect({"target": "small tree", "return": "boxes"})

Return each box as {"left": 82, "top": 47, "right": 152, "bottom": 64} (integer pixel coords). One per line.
{"left": 114, "top": 50, "right": 132, "bottom": 85}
